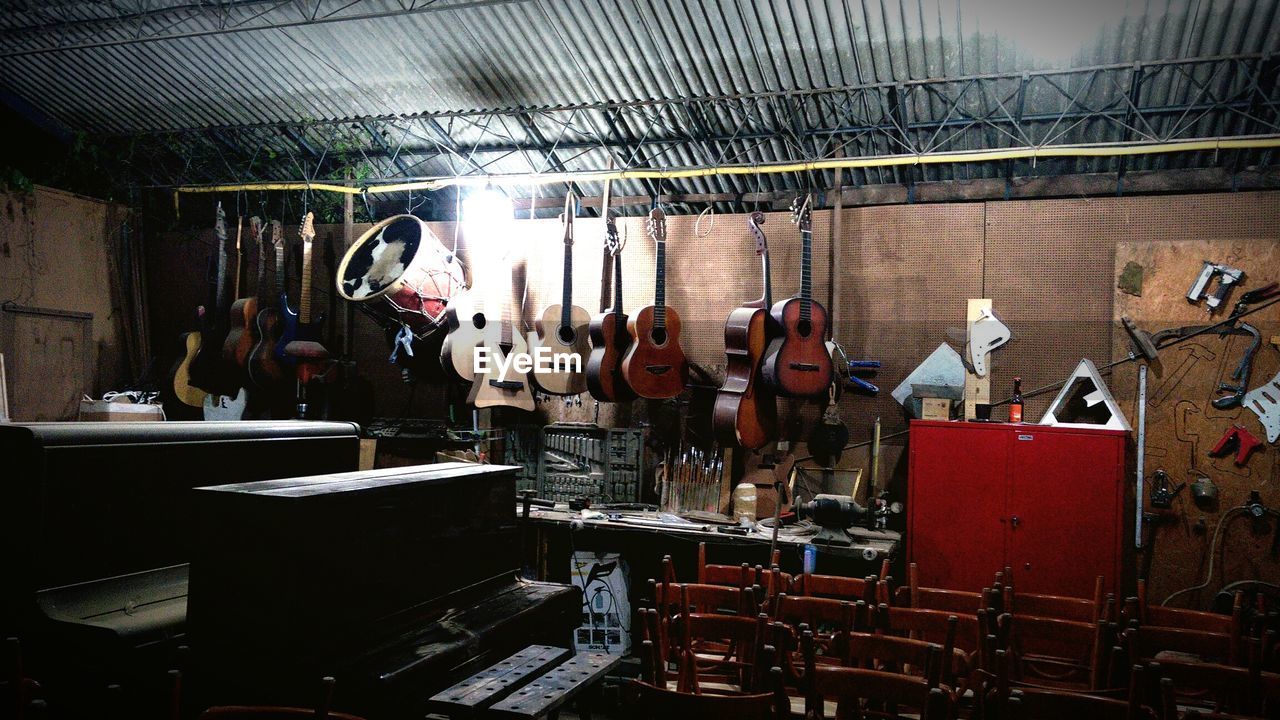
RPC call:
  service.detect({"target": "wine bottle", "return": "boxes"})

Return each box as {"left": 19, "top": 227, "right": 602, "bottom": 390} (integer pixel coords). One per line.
{"left": 1009, "top": 376, "right": 1024, "bottom": 423}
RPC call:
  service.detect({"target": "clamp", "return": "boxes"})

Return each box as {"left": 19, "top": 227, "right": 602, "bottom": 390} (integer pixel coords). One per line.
{"left": 846, "top": 360, "right": 881, "bottom": 394}
{"left": 1149, "top": 470, "right": 1185, "bottom": 510}
{"left": 1209, "top": 424, "right": 1263, "bottom": 466}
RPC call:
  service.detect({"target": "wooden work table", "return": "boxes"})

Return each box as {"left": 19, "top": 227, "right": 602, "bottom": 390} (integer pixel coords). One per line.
{"left": 520, "top": 506, "right": 901, "bottom": 584}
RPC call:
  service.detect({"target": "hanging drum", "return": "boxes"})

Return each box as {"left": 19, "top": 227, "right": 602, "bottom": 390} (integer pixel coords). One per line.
{"left": 337, "top": 214, "right": 466, "bottom": 340}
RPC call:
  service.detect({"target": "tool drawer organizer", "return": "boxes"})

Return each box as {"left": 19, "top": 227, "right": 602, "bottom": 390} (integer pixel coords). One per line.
{"left": 503, "top": 425, "right": 542, "bottom": 493}
{"left": 536, "top": 424, "right": 644, "bottom": 503}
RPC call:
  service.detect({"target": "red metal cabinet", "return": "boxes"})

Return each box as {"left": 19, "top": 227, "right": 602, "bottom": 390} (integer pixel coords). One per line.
{"left": 907, "top": 420, "right": 1128, "bottom": 598}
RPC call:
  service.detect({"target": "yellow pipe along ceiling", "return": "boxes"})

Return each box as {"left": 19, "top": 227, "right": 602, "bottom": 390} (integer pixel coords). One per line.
{"left": 171, "top": 135, "right": 1280, "bottom": 197}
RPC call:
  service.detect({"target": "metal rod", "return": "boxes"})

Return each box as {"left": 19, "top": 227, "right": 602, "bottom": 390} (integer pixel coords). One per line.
{"left": 1135, "top": 364, "right": 1148, "bottom": 549}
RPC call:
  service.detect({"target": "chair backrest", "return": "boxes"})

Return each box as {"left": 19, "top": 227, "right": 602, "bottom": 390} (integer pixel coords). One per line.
{"left": 797, "top": 572, "right": 881, "bottom": 604}
{"left": 1008, "top": 591, "right": 1099, "bottom": 623}
{"left": 1127, "top": 625, "right": 1234, "bottom": 666}
{"left": 1006, "top": 687, "right": 1150, "bottom": 720}
{"left": 843, "top": 631, "right": 969, "bottom": 685}
{"left": 655, "top": 582, "right": 750, "bottom": 616}
{"left": 807, "top": 666, "right": 951, "bottom": 719}
{"left": 773, "top": 595, "right": 857, "bottom": 633}
{"left": 628, "top": 675, "right": 784, "bottom": 719}
{"left": 897, "top": 585, "right": 987, "bottom": 614}
{"left": 1005, "top": 614, "right": 1107, "bottom": 690}
{"left": 877, "top": 606, "right": 979, "bottom": 654}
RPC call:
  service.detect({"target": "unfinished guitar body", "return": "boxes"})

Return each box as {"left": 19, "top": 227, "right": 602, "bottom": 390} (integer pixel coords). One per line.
{"left": 762, "top": 297, "right": 833, "bottom": 398}
{"left": 467, "top": 329, "right": 535, "bottom": 411}
{"left": 171, "top": 331, "right": 208, "bottom": 408}
{"left": 439, "top": 289, "right": 487, "bottom": 383}
{"left": 714, "top": 305, "right": 777, "bottom": 448}
{"left": 528, "top": 303, "right": 591, "bottom": 396}
{"left": 587, "top": 309, "right": 636, "bottom": 402}
{"left": 622, "top": 306, "right": 688, "bottom": 399}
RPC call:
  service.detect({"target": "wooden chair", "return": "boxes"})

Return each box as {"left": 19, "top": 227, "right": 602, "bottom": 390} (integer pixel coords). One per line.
{"left": 772, "top": 594, "right": 861, "bottom": 661}
{"left": 653, "top": 580, "right": 755, "bottom": 618}
{"left": 801, "top": 629, "right": 953, "bottom": 719}
{"left": 199, "top": 677, "right": 365, "bottom": 720}
{"left": 1004, "top": 581, "right": 1108, "bottom": 624}
{"left": 669, "top": 611, "right": 771, "bottom": 692}
{"left": 626, "top": 666, "right": 788, "bottom": 719}
{"left": 1003, "top": 686, "right": 1157, "bottom": 720}
{"left": 874, "top": 604, "right": 980, "bottom": 656}
{"left": 1124, "top": 624, "right": 1236, "bottom": 667}
{"left": 696, "top": 543, "right": 792, "bottom": 595}
{"left": 1000, "top": 613, "right": 1110, "bottom": 691}
{"left": 796, "top": 572, "right": 887, "bottom": 605}
{"left": 843, "top": 631, "right": 971, "bottom": 691}
{"left": 1126, "top": 581, "right": 1244, "bottom": 665}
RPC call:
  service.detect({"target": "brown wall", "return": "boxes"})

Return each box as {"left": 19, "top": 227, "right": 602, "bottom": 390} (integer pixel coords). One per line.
{"left": 147, "top": 191, "right": 1280, "bottom": 607}
{"left": 1, "top": 186, "right": 129, "bottom": 414}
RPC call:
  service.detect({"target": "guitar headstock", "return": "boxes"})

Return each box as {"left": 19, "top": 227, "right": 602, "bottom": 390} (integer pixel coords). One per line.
{"left": 790, "top": 194, "right": 812, "bottom": 232}
{"left": 214, "top": 202, "right": 227, "bottom": 242}
{"left": 270, "top": 219, "right": 283, "bottom": 249}
{"left": 748, "top": 211, "right": 767, "bottom": 256}
{"left": 561, "top": 192, "right": 576, "bottom": 246}
{"left": 300, "top": 212, "right": 315, "bottom": 245}
{"left": 249, "top": 216, "right": 263, "bottom": 243}
{"left": 647, "top": 208, "right": 667, "bottom": 246}
{"left": 604, "top": 210, "right": 622, "bottom": 255}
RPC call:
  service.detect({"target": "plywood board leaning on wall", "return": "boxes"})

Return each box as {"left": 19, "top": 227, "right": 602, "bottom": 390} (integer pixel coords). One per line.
{"left": 1112, "top": 240, "right": 1280, "bottom": 610}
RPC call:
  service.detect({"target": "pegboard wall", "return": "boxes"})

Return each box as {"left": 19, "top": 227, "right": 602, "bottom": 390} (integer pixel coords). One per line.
{"left": 149, "top": 193, "right": 1280, "bottom": 606}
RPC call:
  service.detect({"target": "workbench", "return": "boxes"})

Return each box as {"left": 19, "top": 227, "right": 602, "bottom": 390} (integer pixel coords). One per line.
{"left": 521, "top": 507, "right": 901, "bottom": 598}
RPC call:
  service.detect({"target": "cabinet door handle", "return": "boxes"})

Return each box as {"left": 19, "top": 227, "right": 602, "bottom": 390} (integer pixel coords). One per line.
{"left": 1010, "top": 515, "right": 1021, "bottom": 528}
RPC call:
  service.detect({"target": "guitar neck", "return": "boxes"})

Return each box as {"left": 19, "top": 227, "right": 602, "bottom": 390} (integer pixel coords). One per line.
{"left": 299, "top": 239, "right": 314, "bottom": 322}
{"left": 255, "top": 227, "right": 268, "bottom": 302}
{"left": 799, "top": 227, "right": 812, "bottom": 320}
{"left": 560, "top": 238, "right": 573, "bottom": 326}
{"left": 500, "top": 257, "right": 514, "bottom": 346}
{"left": 654, "top": 239, "right": 666, "bottom": 328}
{"left": 762, "top": 250, "right": 773, "bottom": 309}
{"left": 231, "top": 217, "right": 243, "bottom": 300}
{"left": 274, "top": 242, "right": 285, "bottom": 298}
{"left": 613, "top": 253, "right": 625, "bottom": 315}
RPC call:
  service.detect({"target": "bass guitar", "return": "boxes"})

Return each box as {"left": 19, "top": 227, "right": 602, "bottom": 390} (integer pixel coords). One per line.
{"left": 247, "top": 219, "right": 287, "bottom": 390}
{"left": 586, "top": 183, "right": 637, "bottom": 402}
{"left": 274, "top": 212, "right": 327, "bottom": 366}
{"left": 713, "top": 211, "right": 778, "bottom": 448}
{"left": 529, "top": 193, "right": 590, "bottom": 396}
{"left": 762, "top": 194, "right": 833, "bottom": 397}
{"left": 188, "top": 203, "right": 243, "bottom": 396}
{"left": 221, "top": 215, "right": 262, "bottom": 373}
{"left": 621, "top": 208, "right": 688, "bottom": 399}
{"left": 467, "top": 254, "right": 535, "bottom": 410}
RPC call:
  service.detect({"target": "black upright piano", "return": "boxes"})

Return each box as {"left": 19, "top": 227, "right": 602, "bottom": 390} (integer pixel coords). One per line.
{"left": 0, "top": 421, "right": 362, "bottom": 712}
{"left": 187, "top": 462, "right": 578, "bottom": 718}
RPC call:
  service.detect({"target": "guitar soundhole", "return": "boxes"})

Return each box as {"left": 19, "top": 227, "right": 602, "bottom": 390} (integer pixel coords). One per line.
{"left": 651, "top": 327, "right": 668, "bottom": 346}
{"left": 797, "top": 319, "right": 813, "bottom": 337}
{"left": 557, "top": 326, "right": 576, "bottom": 345}
{"left": 472, "top": 313, "right": 487, "bottom": 329}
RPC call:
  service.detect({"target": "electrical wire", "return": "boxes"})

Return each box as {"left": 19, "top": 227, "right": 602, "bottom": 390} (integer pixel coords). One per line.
{"left": 1161, "top": 507, "right": 1248, "bottom": 607}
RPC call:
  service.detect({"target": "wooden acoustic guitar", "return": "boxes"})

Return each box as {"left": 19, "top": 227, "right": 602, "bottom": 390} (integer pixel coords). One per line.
{"left": 713, "top": 211, "right": 778, "bottom": 448}
{"left": 586, "top": 187, "right": 637, "bottom": 403}
{"left": 621, "top": 208, "right": 688, "bottom": 399}
{"left": 761, "top": 194, "right": 833, "bottom": 397}
{"left": 529, "top": 194, "right": 590, "bottom": 396}
{"left": 222, "top": 216, "right": 262, "bottom": 373}
{"left": 188, "top": 203, "right": 243, "bottom": 396}
{"left": 439, "top": 251, "right": 490, "bottom": 384}
{"left": 467, "top": 254, "right": 535, "bottom": 410}
{"left": 274, "top": 212, "right": 327, "bottom": 367}
{"left": 247, "top": 219, "right": 287, "bottom": 390}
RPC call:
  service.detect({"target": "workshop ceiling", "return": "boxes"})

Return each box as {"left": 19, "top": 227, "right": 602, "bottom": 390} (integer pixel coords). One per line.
{"left": 0, "top": 0, "right": 1277, "bottom": 201}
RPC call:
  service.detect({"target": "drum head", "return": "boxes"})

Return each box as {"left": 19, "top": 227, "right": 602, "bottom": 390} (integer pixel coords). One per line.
{"left": 339, "top": 215, "right": 425, "bottom": 301}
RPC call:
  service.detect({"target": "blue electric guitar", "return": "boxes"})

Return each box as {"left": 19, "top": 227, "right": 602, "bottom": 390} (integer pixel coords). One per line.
{"left": 274, "top": 212, "right": 327, "bottom": 366}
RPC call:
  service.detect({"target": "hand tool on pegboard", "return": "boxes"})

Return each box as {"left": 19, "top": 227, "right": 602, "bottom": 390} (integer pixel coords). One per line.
{"left": 1187, "top": 261, "right": 1246, "bottom": 313}
{"left": 1209, "top": 425, "right": 1264, "bottom": 466}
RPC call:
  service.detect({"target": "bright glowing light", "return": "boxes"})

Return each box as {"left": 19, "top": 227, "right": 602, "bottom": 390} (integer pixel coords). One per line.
{"left": 462, "top": 187, "right": 514, "bottom": 267}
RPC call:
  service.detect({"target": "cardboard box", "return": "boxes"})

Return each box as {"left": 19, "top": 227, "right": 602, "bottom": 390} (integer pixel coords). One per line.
{"left": 571, "top": 551, "right": 630, "bottom": 655}
{"left": 920, "top": 397, "right": 953, "bottom": 421}
{"left": 79, "top": 399, "right": 165, "bottom": 422}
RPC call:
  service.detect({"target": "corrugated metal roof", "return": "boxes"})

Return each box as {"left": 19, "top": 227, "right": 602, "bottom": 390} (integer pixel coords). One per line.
{"left": 1, "top": 0, "right": 1277, "bottom": 195}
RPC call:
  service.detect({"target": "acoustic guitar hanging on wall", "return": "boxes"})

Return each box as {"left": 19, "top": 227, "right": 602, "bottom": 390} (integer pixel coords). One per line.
{"left": 620, "top": 208, "right": 688, "bottom": 400}
{"left": 761, "top": 194, "right": 833, "bottom": 398}
{"left": 528, "top": 193, "right": 591, "bottom": 396}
